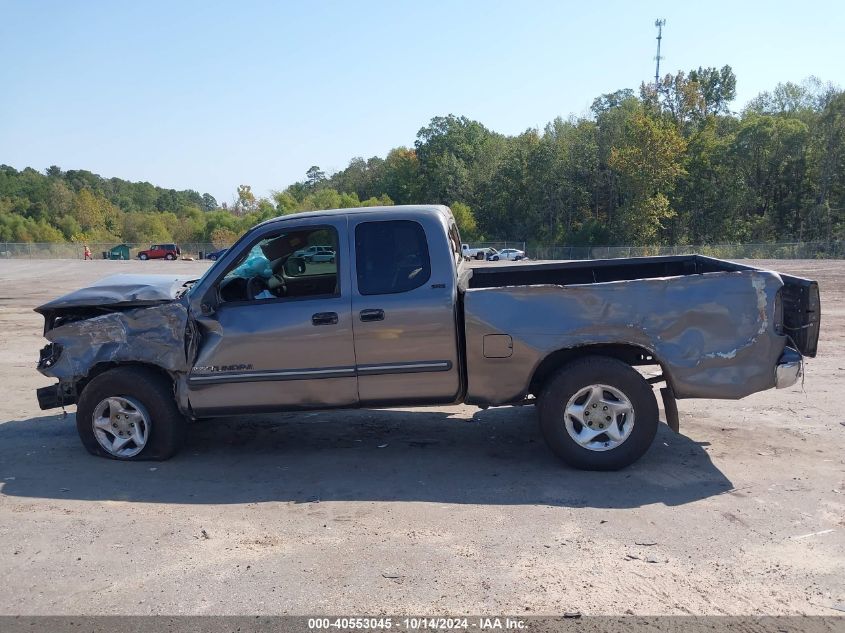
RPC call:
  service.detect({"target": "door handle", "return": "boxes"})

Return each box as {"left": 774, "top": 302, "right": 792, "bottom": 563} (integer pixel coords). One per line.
{"left": 359, "top": 309, "right": 385, "bottom": 322}
{"left": 312, "top": 312, "right": 338, "bottom": 326}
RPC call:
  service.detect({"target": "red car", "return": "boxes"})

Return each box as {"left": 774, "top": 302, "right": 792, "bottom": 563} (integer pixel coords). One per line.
{"left": 137, "top": 243, "right": 180, "bottom": 261}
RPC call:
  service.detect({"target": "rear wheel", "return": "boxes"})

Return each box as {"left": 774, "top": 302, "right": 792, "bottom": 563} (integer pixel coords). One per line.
{"left": 76, "top": 367, "right": 187, "bottom": 461}
{"left": 538, "top": 356, "right": 658, "bottom": 470}
{"left": 165, "top": 253, "right": 176, "bottom": 260}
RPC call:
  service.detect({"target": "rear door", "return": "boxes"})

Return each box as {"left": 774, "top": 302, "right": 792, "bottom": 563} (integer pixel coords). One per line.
{"left": 349, "top": 211, "right": 461, "bottom": 405}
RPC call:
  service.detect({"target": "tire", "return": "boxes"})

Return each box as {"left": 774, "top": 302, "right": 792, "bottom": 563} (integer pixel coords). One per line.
{"left": 76, "top": 366, "right": 187, "bottom": 461}
{"left": 165, "top": 253, "right": 176, "bottom": 260}
{"left": 208, "top": 254, "right": 217, "bottom": 261}
{"left": 475, "top": 252, "right": 485, "bottom": 260}
{"left": 138, "top": 253, "right": 148, "bottom": 260}
{"left": 538, "top": 356, "right": 658, "bottom": 470}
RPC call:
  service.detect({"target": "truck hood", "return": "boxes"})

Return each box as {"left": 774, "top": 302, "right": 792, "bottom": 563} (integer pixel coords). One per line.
{"left": 34, "top": 274, "right": 196, "bottom": 314}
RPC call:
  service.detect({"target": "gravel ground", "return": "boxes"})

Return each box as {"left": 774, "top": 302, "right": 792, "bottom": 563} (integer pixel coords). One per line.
{"left": 0, "top": 258, "right": 843, "bottom": 615}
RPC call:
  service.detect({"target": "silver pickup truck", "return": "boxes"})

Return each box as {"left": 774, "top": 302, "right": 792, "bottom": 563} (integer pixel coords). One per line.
{"left": 35, "top": 205, "right": 820, "bottom": 470}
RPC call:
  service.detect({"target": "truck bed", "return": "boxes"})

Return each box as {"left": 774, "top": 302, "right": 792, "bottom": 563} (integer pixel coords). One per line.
{"left": 461, "top": 255, "right": 819, "bottom": 407}
{"left": 467, "top": 254, "right": 819, "bottom": 358}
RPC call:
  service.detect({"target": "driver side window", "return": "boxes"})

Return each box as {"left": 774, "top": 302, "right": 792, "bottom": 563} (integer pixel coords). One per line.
{"left": 218, "top": 226, "right": 339, "bottom": 303}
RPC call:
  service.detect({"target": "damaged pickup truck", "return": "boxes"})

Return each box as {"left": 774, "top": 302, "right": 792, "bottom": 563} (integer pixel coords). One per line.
{"left": 35, "top": 205, "right": 821, "bottom": 470}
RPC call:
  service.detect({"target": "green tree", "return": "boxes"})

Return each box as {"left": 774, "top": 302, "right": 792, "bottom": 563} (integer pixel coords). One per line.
{"left": 730, "top": 115, "right": 810, "bottom": 240}
{"left": 235, "top": 185, "right": 257, "bottom": 214}
{"left": 306, "top": 166, "right": 326, "bottom": 190}
{"left": 688, "top": 65, "right": 737, "bottom": 116}
{"left": 201, "top": 193, "right": 218, "bottom": 211}
{"left": 450, "top": 201, "right": 477, "bottom": 239}
{"left": 609, "top": 109, "right": 688, "bottom": 244}
{"left": 808, "top": 93, "right": 845, "bottom": 239}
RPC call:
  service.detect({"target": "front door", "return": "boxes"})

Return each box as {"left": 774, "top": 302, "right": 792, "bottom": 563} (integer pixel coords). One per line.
{"left": 349, "top": 213, "right": 461, "bottom": 405}
{"left": 187, "top": 218, "right": 357, "bottom": 415}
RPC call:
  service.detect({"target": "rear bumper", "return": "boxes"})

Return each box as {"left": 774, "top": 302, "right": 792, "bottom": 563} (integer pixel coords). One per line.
{"left": 775, "top": 347, "right": 803, "bottom": 389}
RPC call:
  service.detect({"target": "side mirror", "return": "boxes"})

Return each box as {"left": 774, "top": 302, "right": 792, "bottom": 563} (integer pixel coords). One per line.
{"left": 284, "top": 256, "right": 306, "bottom": 276}
{"left": 199, "top": 291, "right": 217, "bottom": 315}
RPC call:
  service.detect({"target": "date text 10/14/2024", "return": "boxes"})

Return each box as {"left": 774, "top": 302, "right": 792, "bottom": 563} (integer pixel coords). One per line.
{"left": 307, "top": 617, "right": 532, "bottom": 630}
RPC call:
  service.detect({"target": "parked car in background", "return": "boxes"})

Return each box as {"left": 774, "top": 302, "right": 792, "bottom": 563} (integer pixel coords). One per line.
{"left": 206, "top": 248, "right": 227, "bottom": 261}
{"left": 137, "top": 243, "right": 180, "bottom": 261}
{"left": 498, "top": 248, "right": 526, "bottom": 261}
{"left": 461, "top": 243, "right": 488, "bottom": 260}
{"left": 295, "top": 245, "right": 335, "bottom": 262}
{"left": 463, "top": 244, "right": 502, "bottom": 260}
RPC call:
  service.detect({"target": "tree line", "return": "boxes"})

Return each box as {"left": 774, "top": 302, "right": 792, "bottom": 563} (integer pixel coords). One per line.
{"left": 2, "top": 66, "right": 843, "bottom": 248}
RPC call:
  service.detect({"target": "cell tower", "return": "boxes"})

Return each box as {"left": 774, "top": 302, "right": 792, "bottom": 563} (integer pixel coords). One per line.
{"left": 654, "top": 19, "right": 666, "bottom": 88}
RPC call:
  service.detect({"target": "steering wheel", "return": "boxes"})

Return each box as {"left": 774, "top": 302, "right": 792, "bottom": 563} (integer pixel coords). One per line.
{"left": 245, "top": 276, "right": 268, "bottom": 301}
{"left": 267, "top": 273, "right": 287, "bottom": 297}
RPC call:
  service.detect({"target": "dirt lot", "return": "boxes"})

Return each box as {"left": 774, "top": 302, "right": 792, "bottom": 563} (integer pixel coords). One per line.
{"left": 0, "top": 258, "right": 843, "bottom": 615}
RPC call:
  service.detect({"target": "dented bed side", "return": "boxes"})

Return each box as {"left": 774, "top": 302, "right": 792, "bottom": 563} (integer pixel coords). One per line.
{"left": 463, "top": 269, "right": 788, "bottom": 406}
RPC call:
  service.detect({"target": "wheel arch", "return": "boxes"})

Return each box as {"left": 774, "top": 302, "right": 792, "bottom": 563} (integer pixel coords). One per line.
{"left": 529, "top": 343, "right": 672, "bottom": 396}
{"left": 77, "top": 361, "right": 176, "bottom": 398}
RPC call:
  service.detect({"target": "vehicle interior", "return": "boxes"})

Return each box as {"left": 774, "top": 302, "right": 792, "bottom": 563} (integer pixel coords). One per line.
{"left": 354, "top": 219, "right": 431, "bottom": 295}
{"left": 217, "top": 227, "right": 339, "bottom": 303}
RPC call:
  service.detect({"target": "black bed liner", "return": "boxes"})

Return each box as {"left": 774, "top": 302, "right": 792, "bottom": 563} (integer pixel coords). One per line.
{"left": 467, "top": 254, "right": 756, "bottom": 288}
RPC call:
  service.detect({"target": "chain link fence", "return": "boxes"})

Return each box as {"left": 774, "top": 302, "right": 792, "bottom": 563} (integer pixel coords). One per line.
{"left": 0, "top": 240, "right": 843, "bottom": 260}
{"left": 528, "top": 241, "right": 845, "bottom": 261}
{"left": 470, "top": 241, "right": 528, "bottom": 252}
{"left": 0, "top": 242, "right": 219, "bottom": 259}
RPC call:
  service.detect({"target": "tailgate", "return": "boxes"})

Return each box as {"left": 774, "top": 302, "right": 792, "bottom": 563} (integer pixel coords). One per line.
{"left": 780, "top": 274, "right": 821, "bottom": 357}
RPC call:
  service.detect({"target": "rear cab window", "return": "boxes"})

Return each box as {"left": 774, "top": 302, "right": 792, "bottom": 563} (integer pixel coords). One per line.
{"left": 355, "top": 220, "right": 431, "bottom": 295}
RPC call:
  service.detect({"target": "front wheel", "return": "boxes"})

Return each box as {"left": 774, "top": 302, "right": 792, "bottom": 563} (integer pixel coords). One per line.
{"left": 538, "top": 356, "right": 658, "bottom": 470}
{"left": 76, "top": 367, "right": 187, "bottom": 460}
{"left": 138, "top": 253, "right": 148, "bottom": 260}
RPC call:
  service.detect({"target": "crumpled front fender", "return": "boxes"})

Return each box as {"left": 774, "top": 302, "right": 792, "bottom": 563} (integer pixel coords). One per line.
{"left": 38, "top": 302, "right": 191, "bottom": 384}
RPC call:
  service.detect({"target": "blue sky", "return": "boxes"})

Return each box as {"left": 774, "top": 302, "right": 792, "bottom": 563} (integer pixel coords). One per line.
{"left": 1, "top": 0, "right": 842, "bottom": 204}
